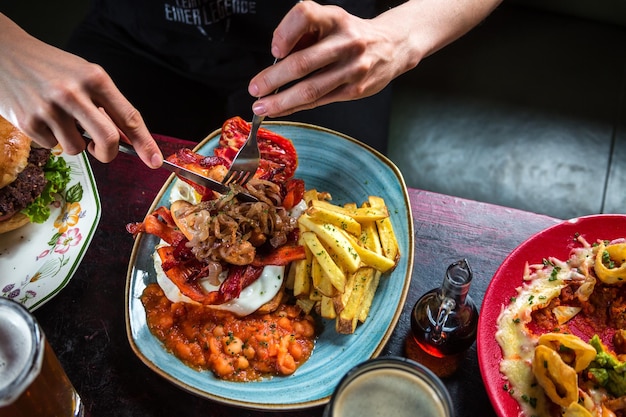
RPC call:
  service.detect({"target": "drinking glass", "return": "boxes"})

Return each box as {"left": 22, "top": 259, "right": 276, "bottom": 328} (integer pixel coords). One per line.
{"left": 0, "top": 297, "right": 84, "bottom": 417}
{"left": 323, "top": 357, "right": 454, "bottom": 417}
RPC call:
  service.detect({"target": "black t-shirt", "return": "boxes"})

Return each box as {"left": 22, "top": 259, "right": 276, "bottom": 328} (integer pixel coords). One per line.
{"left": 84, "top": 0, "right": 378, "bottom": 88}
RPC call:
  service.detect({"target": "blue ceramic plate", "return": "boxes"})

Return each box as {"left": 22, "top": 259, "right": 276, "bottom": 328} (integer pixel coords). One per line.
{"left": 125, "top": 121, "right": 414, "bottom": 410}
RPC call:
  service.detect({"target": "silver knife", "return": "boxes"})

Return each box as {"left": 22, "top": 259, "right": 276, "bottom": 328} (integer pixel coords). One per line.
{"left": 79, "top": 127, "right": 258, "bottom": 202}
{"left": 116, "top": 142, "right": 259, "bottom": 203}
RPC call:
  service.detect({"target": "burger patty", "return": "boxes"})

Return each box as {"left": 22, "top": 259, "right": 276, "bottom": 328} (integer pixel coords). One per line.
{"left": 0, "top": 148, "right": 51, "bottom": 219}
{"left": 28, "top": 147, "right": 51, "bottom": 167}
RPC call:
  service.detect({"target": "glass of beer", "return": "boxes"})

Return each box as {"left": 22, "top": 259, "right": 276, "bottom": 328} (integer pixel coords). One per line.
{"left": 323, "top": 357, "right": 454, "bottom": 417}
{"left": 0, "top": 297, "right": 84, "bottom": 417}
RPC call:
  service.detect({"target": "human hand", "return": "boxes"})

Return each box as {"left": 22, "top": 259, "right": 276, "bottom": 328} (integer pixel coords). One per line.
{"left": 0, "top": 14, "right": 163, "bottom": 168}
{"left": 249, "top": 0, "right": 502, "bottom": 118}
{"left": 248, "top": 1, "right": 416, "bottom": 118}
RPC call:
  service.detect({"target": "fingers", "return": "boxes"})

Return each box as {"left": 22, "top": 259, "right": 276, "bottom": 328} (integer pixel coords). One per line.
{"left": 249, "top": 2, "right": 370, "bottom": 116}
{"left": 79, "top": 101, "right": 163, "bottom": 168}
{"left": 9, "top": 105, "right": 88, "bottom": 155}
{"left": 77, "top": 67, "right": 162, "bottom": 168}
{"left": 0, "top": 21, "right": 162, "bottom": 168}
{"left": 249, "top": 43, "right": 343, "bottom": 115}
{"left": 270, "top": 1, "right": 331, "bottom": 60}
{"left": 251, "top": 41, "right": 359, "bottom": 117}
{"left": 252, "top": 67, "right": 352, "bottom": 118}
{"left": 73, "top": 107, "right": 124, "bottom": 162}
{"left": 249, "top": 2, "right": 336, "bottom": 96}
{"left": 65, "top": 87, "right": 162, "bottom": 167}
{"left": 97, "top": 103, "right": 163, "bottom": 168}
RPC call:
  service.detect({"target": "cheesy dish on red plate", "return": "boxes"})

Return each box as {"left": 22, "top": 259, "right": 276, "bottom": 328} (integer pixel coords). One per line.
{"left": 496, "top": 236, "right": 626, "bottom": 417}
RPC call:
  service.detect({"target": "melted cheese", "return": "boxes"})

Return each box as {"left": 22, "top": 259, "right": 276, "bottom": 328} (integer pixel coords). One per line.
{"left": 494, "top": 240, "right": 604, "bottom": 417}
{"left": 495, "top": 266, "right": 568, "bottom": 417}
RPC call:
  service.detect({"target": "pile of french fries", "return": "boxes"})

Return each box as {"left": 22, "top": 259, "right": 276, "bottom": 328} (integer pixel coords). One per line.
{"left": 285, "top": 190, "right": 400, "bottom": 334}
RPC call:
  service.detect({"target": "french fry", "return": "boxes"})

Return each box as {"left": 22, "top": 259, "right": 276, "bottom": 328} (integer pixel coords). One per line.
{"left": 305, "top": 206, "right": 362, "bottom": 236}
{"left": 359, "top": 208, "right": 383, "bottom": 254}
{"left": 293, "top": 221, "right": 313, "bottom": 297}
{"left": 292, "top": 258, "right": 311, "bottom": 297}
{"left": 368, "top": 196, "right": 400, "bottom": 263}
{"left": 358, "top": 270, "right": 382, "bottom": 323}
{"left": 303, "top": 189, "right": 332, "bottom": 204}
{"left": 310, "top": 199, "right": 388, "bottom": 222}
{"left": 320, "top": 296, "right": 337, "bottom": 319}
{"left": 301, "top": 231, "right": 346, "bottom": 292}
{"left": 285, "top": 262, "right": 296, "bottom": 290}
{"left": 341, "top": 230, "right": 396, "bottom": 273}
{"left": 311, "top": 257, "right": 337, "bottom": 297}
{"left": 309, "top": 288, "right": 323, "bottom": 301}
{"left": 336, "top": 267, "right": 375, "bottom": 334}
{"left": 292, "top": 193, "right": 400, "bottom": 334}
{"left": 332, "top": 269, "right": 358, "bottom": 314}
{"left": 292, "top": 231, "right": 312, "bottom": 297}
{"left": 299, "top": 214, "right": 361, "bottom": 273}
{"left": 296, "top": 297, "right": 316, "bottom": 315}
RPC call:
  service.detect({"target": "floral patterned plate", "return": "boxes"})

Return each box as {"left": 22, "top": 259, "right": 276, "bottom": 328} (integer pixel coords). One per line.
{"left": 0, "top": 149, "right": 101, "bottom": 311}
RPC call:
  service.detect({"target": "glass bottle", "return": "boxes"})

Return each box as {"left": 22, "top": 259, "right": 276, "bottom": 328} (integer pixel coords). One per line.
{"left": 405, "top": 259, "right": 478, "bottom": 377}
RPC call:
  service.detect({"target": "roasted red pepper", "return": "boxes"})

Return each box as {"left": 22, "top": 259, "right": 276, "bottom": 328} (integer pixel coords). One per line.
{"left": 216, "top": 116, "right": 298, "bottom": 183}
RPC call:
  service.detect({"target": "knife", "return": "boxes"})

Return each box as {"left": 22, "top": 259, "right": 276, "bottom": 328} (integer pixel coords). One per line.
{"left": 79, "top": 128, "right": 258, "bottom": 203}
{"left": 117, "top": 142, "right": 259, "bottom": 203}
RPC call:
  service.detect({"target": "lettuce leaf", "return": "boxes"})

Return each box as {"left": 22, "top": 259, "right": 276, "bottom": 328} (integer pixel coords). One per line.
{"left": 21, "top": 155, "right": 72, "bottom": 223}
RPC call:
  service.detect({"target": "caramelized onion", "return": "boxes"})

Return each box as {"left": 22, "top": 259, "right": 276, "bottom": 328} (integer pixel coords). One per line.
{"left": 171, "top": 178, "right": 297, "bottom": 266}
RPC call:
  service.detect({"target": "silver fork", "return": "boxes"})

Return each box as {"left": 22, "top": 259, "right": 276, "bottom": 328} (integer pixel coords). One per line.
{"left": 222, "top": 58, "right": 279, "bottom": 187}
{"left": 222, "top": 113, "right": 264, "bottom": 187}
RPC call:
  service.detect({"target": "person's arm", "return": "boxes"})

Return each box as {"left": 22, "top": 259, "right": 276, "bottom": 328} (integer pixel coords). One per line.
{"left": 0, "top": 13, "right": 162, "bottom": 167}
{"left": 248, "top": 0, "right": 502, "bottom": 117}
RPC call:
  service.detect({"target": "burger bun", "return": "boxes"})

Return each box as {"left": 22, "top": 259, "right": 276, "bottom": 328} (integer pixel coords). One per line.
{"left": 0, "top": 116, "right": 36, "bottom": 235}
{"left": 0, "top": 212, "right": 30, "bottom": 235}
{"left": 0, "top": 116, "right": 32, "bottom": 189}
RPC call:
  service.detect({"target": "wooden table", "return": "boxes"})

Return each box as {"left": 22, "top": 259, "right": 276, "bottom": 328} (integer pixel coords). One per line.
{"left": 32, "top": 135, "right": 561, "bottom": 417}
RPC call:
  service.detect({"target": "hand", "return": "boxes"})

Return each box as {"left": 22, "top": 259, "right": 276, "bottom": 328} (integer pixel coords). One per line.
{"left": 0, "top": 14, "right": 163, "bottom": 168}
{"left": 248, "top": 1, "right": 413, "bottom": 118}
{"left": 248, "top": 0, "right": 502, "bottom": 118}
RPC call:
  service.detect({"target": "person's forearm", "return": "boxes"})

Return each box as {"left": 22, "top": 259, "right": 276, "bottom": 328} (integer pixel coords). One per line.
{"left": 0, "top": 12, "right": 26, "bottom": 39}
{"left": 375, "top": 0, "right": 502, "bottom": 74}
{"left": 0, "top": 13, "right": 39, "bottom": 55}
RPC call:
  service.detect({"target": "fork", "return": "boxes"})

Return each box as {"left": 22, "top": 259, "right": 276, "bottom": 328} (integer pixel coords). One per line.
{"left": 222, "top": 113, "right": 264, "bottom": 187}
{"left": 222, "top": 58, "right": 280, "bottom": 187}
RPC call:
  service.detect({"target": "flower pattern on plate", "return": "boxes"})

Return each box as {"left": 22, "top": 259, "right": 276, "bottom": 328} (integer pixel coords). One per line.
{"left": 0, "top": 150, "right": 100, "bottom": 311}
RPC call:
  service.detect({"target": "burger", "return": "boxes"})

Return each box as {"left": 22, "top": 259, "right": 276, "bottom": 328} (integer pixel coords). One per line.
{"left": 0, "top": 115, "right": 71, "bottom": 234}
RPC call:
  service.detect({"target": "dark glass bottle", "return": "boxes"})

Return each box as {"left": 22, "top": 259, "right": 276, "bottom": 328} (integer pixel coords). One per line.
{"left": 405, "top": 259, "right": 478, "bottom": 377}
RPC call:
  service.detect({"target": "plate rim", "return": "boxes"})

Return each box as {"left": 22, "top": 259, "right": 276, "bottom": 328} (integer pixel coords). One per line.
{"left": 124, "top": 121, "right": 414, "bottom": 410}
{"left": 0, "top": 151, "right": 101, "bottom": 311}
{"left": 477, "top": 213, "right": 626, "bottom": 417}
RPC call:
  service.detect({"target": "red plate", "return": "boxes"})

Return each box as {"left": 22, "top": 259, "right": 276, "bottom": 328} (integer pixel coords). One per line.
{"left": 477, "top": 214, "right": 626, "bottom": 417}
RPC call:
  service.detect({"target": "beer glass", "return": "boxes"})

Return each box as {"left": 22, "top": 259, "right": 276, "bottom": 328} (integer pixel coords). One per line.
{"left": 323, "top": 357, "right": 454, "bottom": 417}
{"left": 0, "top": 297, "right": 84, "bottom": 417}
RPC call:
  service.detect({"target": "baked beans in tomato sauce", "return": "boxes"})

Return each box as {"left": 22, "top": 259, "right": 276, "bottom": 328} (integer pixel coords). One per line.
{"left": 141, "top": 283, "right": 317, "bottom": 381}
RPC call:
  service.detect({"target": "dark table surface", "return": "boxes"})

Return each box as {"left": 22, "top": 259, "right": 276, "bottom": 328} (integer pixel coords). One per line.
{"left": 31, "top": 135, "right": 561, "bottom": 417}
